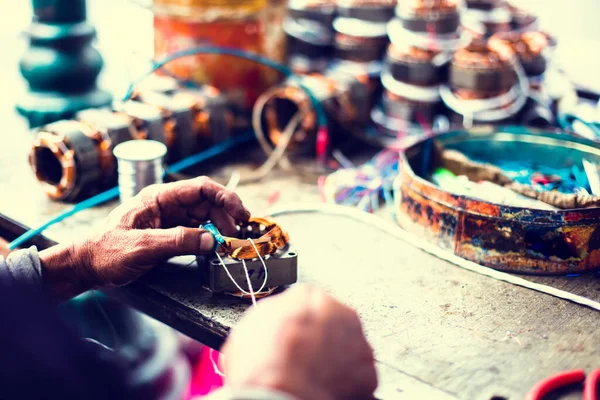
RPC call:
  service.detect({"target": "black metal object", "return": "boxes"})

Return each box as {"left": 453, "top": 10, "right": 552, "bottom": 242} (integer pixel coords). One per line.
{"left": 196, "top": 245, "right": 298, "bottom": 293}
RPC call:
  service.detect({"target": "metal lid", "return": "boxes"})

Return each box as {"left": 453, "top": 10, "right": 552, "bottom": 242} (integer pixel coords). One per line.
{"left": 113, "top": 140, "right": 168, "bottom": 162}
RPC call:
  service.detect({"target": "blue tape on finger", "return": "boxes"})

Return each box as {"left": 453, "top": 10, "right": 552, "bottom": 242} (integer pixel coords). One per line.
{"left": 201, "top": 223, "right": 226, "bottom": 251}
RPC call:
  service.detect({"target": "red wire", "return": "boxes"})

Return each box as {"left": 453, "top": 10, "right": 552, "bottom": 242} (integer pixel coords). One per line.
{"left": 584, "top": 369, "right": 600, "bottom": 400}
{"left": 525, "top": 370, "right": 586, "bottom": 400}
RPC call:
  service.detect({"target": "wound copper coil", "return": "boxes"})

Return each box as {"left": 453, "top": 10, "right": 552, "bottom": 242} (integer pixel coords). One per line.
{"left": 489, "top": 31, "right": 552, "bottom": 77}
{"left": 450, "top": 40, "right": 517, "bottom": 93}
{"left": 333, "top": 18, "right": 389, "bottom": 63}
{"left": 218, "top": 217, "right": 291, "bottom": 260}
{"left": 284, "top": 18, "right": 334, "bottom": 74}
{"left": 29, "top": 120, "right": 103, "bottom": 201}
{"left": 396, "top": 0, "right": 462, "bottom": 34}
{"left": 383, "top": 89, "right": 441, "bottom": 122}
{"left": 288, "top": 0, "right": 336, "bottom": 26}
{"left": 337, "top": 0, "right": 397, "bottom": 23}
{"left": 386, "top": 43, "right": 441, "bottom": 86}
{"left": 172, "top": 87, "right": 235, "bottom": 145}
{"left": 465, "top": 0, "right": 505, "bottom": 11}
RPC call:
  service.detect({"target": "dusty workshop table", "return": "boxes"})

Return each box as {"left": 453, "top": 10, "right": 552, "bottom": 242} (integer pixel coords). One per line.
{"left": 3, "top": 114, "right": 600, "bottom": 400}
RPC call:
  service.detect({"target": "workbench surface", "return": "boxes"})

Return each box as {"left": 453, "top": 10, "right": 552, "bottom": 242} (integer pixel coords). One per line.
{"left": 2, "top": 2, "right": 600, "bottom": 399}
{"left": 3, "top": 118, "right": 600, "bottom": 400}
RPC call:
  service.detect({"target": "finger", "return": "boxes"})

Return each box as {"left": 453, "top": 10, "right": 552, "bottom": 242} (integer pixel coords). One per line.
{"left": 130, "top": 227, "right": 216, "bottom": 260}
{"left": 210, "top": 207, "right": 237, "bottom": 236}
{"left": 156, "top": 177, "right": 250, "bottom": 221}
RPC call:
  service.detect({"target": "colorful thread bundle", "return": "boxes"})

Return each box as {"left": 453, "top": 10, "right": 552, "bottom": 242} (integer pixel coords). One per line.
{"left": 321, "top": 149, "right": 400, "bottom": 213}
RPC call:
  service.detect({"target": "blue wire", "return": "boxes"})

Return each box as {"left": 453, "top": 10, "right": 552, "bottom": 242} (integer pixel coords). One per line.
{"left": 122, "top": 46, "right": 328, "bottom": 127}
{"left": 8, "top": 132, "right": 254, "bottom": 250}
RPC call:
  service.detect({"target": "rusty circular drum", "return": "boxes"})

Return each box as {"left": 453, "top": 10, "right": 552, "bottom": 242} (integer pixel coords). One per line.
{"left": 394, "top": 126, "right": 600, "bottom": 275}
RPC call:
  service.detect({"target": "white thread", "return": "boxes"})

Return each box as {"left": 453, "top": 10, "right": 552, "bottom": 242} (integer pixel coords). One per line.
{"left": 248, "top": 238, "right": 269, "bottom": 294}
{"left": 210, "top": 348, "right": 226, "bottom": 378}
{"left": 215, "top": 251, "right": 253, "bottom": 295}
{"left": 241, "top": 258, "right": 258, "bottom": 308}
{"left": 213, "top": 239, "right": 270, "bottom": 299}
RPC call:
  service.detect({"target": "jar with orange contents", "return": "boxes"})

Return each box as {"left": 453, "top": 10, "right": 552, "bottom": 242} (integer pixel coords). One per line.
{"left": 152, "top": 0, "right": 287, "bottom": 110}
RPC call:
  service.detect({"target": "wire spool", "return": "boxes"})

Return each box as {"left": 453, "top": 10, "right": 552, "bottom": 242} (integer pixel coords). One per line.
{"left": 288, "top": 0, "right": 337, "bottom": 26}
{"left": 172, "top": 87, "right": 236, "bottom": 145}
{"left": 333, "top": 17, "right": 389, "bottom": 63}
{"left": 113, "top": 140, "right": 168, "bottom": 201}
{"left": 337, "top": 0, "right": 397, "bottom": 23}
{"left": 284, "top": 17, "right": 334, "bottom": 74}
{"left": 29, "top": 120, "right": 104, "bottom": 201}
{"left": 395, "top": 0, "right": 462, "bottom": 35}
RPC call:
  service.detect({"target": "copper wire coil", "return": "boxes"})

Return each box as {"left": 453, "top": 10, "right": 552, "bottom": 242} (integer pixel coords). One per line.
{"left": 397, "top": 0, "right": 461, "bottom": 34}
{"left": 262, "top": 85, "right": 319, "bottom": 151}
{"left": 489, "top": 31, "right": 553, "bottom": 76}
{"left": 453, "top": 40, "right": 515, "bottom": 69}
{"left": 465, "top": 0, "right": 505, "bottom": 11}
{"left": 288, "top": 0, "right": 336, "bottom": 24}
{"left": 453, "top": 87, "right": 509, "bottom": 100}
{"left": 407, "top": 0, "right": 460, "bottom": 16}
{"left": 386, "top": 43, "right": 441, "bottom": 86}
{"left": 383, "top": 89, "right": 440, "bottom": 122}
{"left": 387, "top": 42, "right": 437, "bottom": 63}
{"left": 29, "top": 121, "right": 103, "bottom": 201}
{"left": 172, "top": 87, "right": 235, "bottom": 143}
{"left": 451, "top": 41, "right": 517, "bottom": 93}
{"left": 337, "top": 0, "right": 397, "bottom": 22}
{"left": 218, "top": 217, "right": 291, "bottom": 260}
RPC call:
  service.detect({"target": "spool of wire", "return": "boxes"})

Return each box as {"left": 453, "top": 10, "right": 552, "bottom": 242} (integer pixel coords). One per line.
{"left": 113, "top": 140, "right": 168, "bottom": 201}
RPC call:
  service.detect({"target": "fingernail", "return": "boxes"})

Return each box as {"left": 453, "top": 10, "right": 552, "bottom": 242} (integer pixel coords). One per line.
{"left": 199, "top": 231, "right": 216, "bottom": 253}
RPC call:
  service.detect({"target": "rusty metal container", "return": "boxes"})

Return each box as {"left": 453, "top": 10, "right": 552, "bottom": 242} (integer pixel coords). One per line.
{"left": 395, "top": 126, "right": 600, "bottom": 275}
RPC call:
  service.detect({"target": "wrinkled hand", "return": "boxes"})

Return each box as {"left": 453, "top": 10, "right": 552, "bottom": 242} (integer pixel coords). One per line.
{"left": 221, "top": 285, "right": 378, "bottom": 400}
{"left": 39, "top": 177, "right": 249, "bottom": 300}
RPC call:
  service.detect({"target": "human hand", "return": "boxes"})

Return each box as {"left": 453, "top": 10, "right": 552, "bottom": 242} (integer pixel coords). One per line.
{"left": 221, "top": 285, "right": 378, "bottom": 400}
{"left": 39, "top": 177, "right": 250, "bottom": 301}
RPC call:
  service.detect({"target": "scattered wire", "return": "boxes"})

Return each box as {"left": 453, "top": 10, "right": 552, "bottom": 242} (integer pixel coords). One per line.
{"left": 321, "top": 150, "right": 400, "bottom": 214}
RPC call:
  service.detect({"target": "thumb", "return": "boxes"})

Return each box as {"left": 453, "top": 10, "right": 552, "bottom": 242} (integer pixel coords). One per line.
{"left": 132, "top": 227, "right": 216, "bottom": 259}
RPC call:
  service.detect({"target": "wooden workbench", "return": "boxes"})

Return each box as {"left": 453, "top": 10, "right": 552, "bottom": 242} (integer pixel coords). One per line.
{"left": 3, "top": 112, "right": 600, "bottom": 400}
